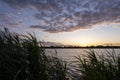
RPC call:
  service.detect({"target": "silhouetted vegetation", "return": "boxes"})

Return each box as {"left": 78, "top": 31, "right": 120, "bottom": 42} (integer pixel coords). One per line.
{"left": 76, "top": 49, "right": 120, "bottom": 80}
{"left": 0, "top": 28, "right": 67, "bottom": 80}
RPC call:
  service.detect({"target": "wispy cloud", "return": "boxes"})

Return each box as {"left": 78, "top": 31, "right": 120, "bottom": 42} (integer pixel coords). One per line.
{"left": 0, "top": 13, "right": 22, "bottom": 27}
{"left": 40, "top": 41, "right": 65, "bottom": 47}
{"left": 2, "top": 0, "right": 120, "bottom": 33}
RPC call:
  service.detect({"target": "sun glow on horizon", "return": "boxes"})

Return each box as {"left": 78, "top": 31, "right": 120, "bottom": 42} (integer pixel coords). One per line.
{"left": 68, "top": 42, "right": 120, "bottom": 47}
{"left": 1, "top": 0, "right": 120, "bottom": 47}
{"left": 76, "top": 42, "right": 98, "bottom": 47}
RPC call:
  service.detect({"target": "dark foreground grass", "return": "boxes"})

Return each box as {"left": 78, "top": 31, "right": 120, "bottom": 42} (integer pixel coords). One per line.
{"left": 76, "top": 49, "right": 120, "bottom": 80}
{"left": 0, "top": 28, "right": 67, "bottom": 80}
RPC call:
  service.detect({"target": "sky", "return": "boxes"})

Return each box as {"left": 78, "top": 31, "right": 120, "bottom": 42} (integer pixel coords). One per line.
{"left": 0, "top": 0, "right": 120, "bottom": 46}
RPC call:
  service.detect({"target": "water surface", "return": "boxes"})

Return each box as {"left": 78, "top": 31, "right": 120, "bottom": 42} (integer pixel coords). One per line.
{"left": 46, "top": 48, "right": 120, "bottom": 62}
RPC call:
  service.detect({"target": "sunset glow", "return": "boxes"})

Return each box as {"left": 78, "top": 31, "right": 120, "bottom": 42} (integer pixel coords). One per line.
{"left": 0, "top": 0, "right": 120, "bottom": 47}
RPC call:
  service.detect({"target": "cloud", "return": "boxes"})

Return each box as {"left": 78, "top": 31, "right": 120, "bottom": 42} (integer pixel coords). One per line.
{"left": 40, "top": 41, "right": 65, "bottom": 47}
{"left": 2, "top": 0, "right": 120, "bottom": 33}
{"left": 0, "top": 13, "right": 22, "bottom": 27}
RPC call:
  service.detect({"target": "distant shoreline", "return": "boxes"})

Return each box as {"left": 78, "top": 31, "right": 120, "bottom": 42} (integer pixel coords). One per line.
{"left": 42, "top": 46, "right": 120, "bottom": 49}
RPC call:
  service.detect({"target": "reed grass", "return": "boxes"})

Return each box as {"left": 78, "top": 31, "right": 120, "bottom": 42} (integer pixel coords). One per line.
{"left": 76, "top": 49, "right": 120, "bottom": 80}
{"left": 0, "top": 28, "right": 67, "bottom": 80}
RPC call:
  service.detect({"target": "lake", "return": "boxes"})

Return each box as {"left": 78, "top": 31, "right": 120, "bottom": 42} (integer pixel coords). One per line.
{"left": 45, "top": 48, "right": 120, "bottom": 79}
{"left": 46, "top": 48, "right": 120, "bottom": 62}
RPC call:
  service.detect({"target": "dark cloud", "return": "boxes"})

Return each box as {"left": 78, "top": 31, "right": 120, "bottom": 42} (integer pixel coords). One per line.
{"left": 2, "top": 0, "right": 120, "bottom": 33}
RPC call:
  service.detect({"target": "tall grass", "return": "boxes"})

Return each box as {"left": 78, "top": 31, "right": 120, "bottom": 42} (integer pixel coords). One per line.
{"left": 0, "top": 28, "right": 67, "bottom": 80}
{"left": 76, "top": 49, "right": 120, "bottom": 80}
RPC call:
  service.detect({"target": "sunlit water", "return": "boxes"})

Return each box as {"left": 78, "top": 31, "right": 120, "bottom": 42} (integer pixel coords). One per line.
{"left": 46, "top": 48, "right": 120, "bottom": 62}
{"left": 45, "top": 48, "right": 120, "bottom": 70}
{"left": 45, "top": 48, "right": 120, "bottom": 79}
